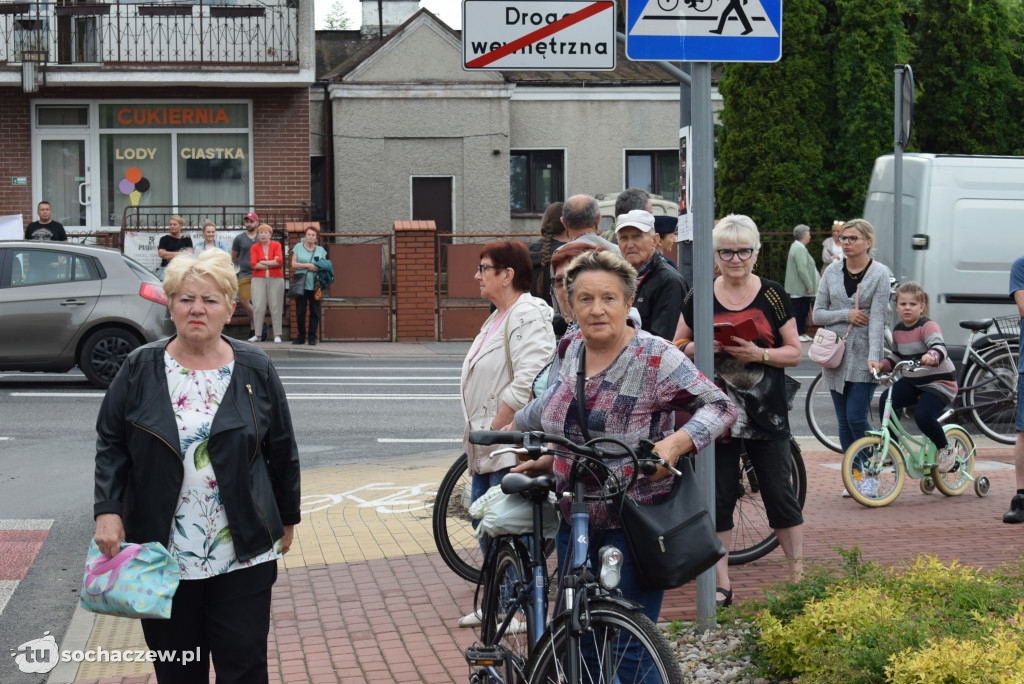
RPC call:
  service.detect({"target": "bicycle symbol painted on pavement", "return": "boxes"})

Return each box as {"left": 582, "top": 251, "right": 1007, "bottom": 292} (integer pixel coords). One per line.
{"left": 301, "top": 482, "right": 439, "bottom": 514}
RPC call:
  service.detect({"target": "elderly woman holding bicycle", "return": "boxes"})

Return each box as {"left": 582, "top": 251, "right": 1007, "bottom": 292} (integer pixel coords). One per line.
{"left": 512, "top": 250, "right": 736, "bottom": 625}
{"left": 674, "top": 214, "right": 805, "bottom": 608}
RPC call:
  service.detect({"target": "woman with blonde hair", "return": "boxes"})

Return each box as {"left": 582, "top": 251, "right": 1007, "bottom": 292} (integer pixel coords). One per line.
{"left": 813, "top": 218, "right": 893, "bottom": 496}
{"left": 94, "top": 248, "right": 300, "bottom": 683}
{"left": 156, "top": 215, "right": 193, "bottom": 278}
{"left": 675, "top": 214, "right": 804, "bottom": 607}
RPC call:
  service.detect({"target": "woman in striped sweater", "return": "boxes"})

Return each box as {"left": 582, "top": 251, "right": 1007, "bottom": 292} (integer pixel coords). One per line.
{"left": 868, "top": 281, "right": 959, "bottom": 471}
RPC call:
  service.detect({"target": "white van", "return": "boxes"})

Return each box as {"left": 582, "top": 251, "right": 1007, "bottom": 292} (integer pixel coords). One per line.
{"left": 862, "top": 153, "right": 1024, "bottom": 349}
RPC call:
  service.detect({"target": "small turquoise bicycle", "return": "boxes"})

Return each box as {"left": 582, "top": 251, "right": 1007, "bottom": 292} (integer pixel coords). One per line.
{"left": 841, "top": 359, "right": 991, "bottom": 508}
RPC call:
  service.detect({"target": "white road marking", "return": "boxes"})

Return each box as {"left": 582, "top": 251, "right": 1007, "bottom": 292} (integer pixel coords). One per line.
{"left": 277, "top": 375, "right": 460, "bottom": 380}
{"left": 377, "top": 438, "right": 462, "bottom": 444}
{"left": 9, "top": 392, "right": 106, "bottom": 398}
{"left": 287, "top": 394, "right": 459, "bottom": 400}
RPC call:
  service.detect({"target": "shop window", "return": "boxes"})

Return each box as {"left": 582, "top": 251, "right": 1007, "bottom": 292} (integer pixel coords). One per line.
{"left": 100, "top": 134, "right": 172, "bottom": 226}
{"left": 510, "top": 150, "right": 564, "bottom": 214}
{"left": 177, "top": 133, "right": 249, "bottom": 208}
{"left": 626, "top": 150, "right": 679, "bottom": 203}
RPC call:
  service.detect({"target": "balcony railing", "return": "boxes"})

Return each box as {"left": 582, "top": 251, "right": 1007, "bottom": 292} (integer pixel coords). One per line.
{"left": 0, "top": 0, "right": 299, "bottom": 66}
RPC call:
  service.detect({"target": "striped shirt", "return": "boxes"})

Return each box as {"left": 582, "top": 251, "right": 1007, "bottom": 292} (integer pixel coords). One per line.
{"left": 882, "top": 317, "right": 958, "bottom": 403}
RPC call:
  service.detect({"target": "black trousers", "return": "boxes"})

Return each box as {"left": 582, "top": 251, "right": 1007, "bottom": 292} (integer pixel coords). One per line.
{"left": 792, "top": 296, "right": 812, "bottom": 335}
{"left": 140, "top": 561, "right": 277, "bottom": 684}
{"left": 294, "top": 290, "right": 320, "bottom": 341}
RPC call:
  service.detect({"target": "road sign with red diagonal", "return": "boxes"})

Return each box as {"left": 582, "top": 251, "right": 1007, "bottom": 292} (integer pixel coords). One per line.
{"left": 463, "top": 0, "right": 617, "bottom": 71}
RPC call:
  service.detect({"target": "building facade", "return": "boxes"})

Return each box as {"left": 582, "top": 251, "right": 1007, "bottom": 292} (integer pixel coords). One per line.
{"left": 321, "top": 6, "right": 693, "bottom": 237}
{"left": 0, "top": 0, "right": 315, "bottom": 235}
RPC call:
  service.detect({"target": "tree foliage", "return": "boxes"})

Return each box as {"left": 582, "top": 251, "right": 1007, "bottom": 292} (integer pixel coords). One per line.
{"left": 911, "top": 0, "right": 1024, "bottom": 155}
{"left": 322, "top": 1, "right": 352, "bottom": 30}
{"left": 715, "top": 0, "right": 832, "bottom": 233}
{"left": 714, "top": 0, "right": 1024, "bottom": 230}
{"left": 831, "top": 0, "right": 910, "bottom": 219}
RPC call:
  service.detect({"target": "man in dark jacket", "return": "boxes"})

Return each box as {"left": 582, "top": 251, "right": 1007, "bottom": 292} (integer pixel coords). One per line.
{"left": 615, "top": 209, "right": 689, "bottom": 341}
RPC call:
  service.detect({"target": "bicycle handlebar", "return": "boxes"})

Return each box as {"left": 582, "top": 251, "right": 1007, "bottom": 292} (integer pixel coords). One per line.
{"left": 468, "top": 430, "right": 525, "bottom": 446}
{"left": 871, "top": 358, "right": 920, "bottom": 382}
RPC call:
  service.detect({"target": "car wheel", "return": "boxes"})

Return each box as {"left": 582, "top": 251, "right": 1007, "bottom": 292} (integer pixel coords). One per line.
{"left": 79, "top": 328, "right": 141, "bottom": 388}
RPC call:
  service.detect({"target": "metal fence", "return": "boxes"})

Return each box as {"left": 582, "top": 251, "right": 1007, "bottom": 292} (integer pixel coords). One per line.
{"left": 0, "top": 0, "right": 299, "bottom": 66}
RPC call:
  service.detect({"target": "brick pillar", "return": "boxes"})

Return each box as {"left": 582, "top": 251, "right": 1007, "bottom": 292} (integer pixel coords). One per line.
{"left": 393, "top": 220, "right": 437, "bottom": 342}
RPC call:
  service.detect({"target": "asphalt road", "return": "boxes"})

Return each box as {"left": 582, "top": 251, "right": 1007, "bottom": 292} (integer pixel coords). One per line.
{"left": 0, "top": 354, "right": 841, "bottom": 683}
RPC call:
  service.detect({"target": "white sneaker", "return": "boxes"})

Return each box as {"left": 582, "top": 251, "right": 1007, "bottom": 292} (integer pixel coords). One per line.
{"left": 273, "top": 336, "right": 282, "bottom": 343}
{"left": 247, "top": 335, "right": 260, "bottom": 343}
{"left": 506, "top": 617, "right": 528, "bottom": 634}
{"left": 936, "top": 446, "right": 957, "bottom": 472}
{"left": 841, "top": 488, "right": 852, "bottom": 498}
{"left": 799, "top": 335, "right": 813, "bottom": 343}
{"left": 859, "top": 477, "right": 880, "bottom": 497}
{"left": 458, "top": 609, "right": 482, "bottom": 628}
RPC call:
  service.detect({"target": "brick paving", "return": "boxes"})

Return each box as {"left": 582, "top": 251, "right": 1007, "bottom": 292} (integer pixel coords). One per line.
{"left": 68, "top": 439, "right": 1024, "bottom": 683}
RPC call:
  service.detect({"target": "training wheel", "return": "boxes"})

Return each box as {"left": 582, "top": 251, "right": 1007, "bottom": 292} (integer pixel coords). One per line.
{"left": 974, "top": 476, "right": 990, "bottom": 497}
{"left": 919, "top": 476, "right": 935, "bottom": 494}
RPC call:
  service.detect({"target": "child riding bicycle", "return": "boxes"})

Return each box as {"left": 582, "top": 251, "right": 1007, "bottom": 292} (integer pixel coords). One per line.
{"left": 868, "top": 282, "right": 959, "bottom": 472}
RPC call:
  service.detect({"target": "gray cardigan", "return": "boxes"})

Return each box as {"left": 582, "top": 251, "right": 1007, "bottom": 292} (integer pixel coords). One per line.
{"left": 812, "top": 259, "right": 892, "bottom": 392}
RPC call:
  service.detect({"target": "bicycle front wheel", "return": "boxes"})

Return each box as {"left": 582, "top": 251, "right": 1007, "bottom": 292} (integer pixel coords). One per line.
{"left": 729, "top": 439, "right": 807, "bottom": 565}
{"left": 964, "top": 343, "right": 1019, "bottom": 445}
{"left": 432, "top": 453, "right": 482, "bottom": 583}
{"left": 841, "top": 436, "right": 905, "bottom": 507}
{"left": 482, "top": 539, "right": 535, "bottom": 682}
{"left": 526, "top": 599, "right": 683, "bottom": 684}
{"left": 932, "top": 426, "right": 975, "bottom": 497}
{"left": 805, "top": 372, "right": 843, "bottom": 453}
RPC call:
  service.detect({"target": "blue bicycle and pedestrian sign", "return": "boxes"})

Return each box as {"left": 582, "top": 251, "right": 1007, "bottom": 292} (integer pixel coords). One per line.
{"left": 625, "top": 0, "right": 782, "bottom": 62}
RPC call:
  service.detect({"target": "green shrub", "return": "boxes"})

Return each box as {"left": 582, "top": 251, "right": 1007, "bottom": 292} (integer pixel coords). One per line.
{"left": 746, "top": 549, "right": 1024, "bottom": 682}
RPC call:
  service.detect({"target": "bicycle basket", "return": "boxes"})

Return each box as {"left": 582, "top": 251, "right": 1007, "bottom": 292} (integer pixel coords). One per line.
{"left": 993, "top": 315, "right": 1020, "bottom": 339}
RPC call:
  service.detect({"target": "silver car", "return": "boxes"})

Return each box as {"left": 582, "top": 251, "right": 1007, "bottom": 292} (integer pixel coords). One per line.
{"left": 0, "top": 241, "right": 174, "bottom": 387}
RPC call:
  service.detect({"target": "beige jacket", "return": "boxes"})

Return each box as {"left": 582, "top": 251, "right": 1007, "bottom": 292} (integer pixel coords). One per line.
{"left": 461, "top": 292, "right": 555, "bottom": 474}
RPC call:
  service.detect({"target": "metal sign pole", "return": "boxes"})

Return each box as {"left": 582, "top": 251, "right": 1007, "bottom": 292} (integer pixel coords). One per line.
{"left": 690, "top": 60, "right": 717, "bottom": 629}
{"left": 893, "top": 65, "right": 904, "bottom": 283}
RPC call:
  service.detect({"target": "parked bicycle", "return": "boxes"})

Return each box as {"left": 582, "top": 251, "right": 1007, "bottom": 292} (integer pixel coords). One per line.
{"left": 806, "top": 315, "right": 1020, "bottom": 451}
{"left": 434, "top": 437, "right": 806, "bottom": 580}
{"left": 464, "top": 429, "right": 684, "bottom": 684}
{"left": 840, "top": 359, "right": 990, "bottom": 508}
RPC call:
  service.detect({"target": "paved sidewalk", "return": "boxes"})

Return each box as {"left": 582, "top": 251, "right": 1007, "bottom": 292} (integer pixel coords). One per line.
{"left": 62, "top": 439, "right": 1023, "bottom": 684}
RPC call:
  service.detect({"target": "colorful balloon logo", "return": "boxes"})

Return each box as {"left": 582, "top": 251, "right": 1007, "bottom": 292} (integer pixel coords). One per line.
{"left": 119, "top": 167, "right": 150, "bottom": 206}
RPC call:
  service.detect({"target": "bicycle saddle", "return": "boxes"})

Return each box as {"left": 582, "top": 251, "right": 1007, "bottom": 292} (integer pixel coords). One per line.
{"left": 501, "top": 473, "right": 556, "bottom": 502}
{"left": 959, "top": 318, "right": 994, "bottom": 331}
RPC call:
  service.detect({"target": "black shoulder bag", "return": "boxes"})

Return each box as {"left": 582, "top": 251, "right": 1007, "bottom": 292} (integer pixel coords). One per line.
{"left": 575, "top": 345, "right": 724, "bottom": 591}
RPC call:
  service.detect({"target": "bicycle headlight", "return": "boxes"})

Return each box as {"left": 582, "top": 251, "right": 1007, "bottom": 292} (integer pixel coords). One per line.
{"left": 598, "top": 545, "right": 623, "bottom": 589}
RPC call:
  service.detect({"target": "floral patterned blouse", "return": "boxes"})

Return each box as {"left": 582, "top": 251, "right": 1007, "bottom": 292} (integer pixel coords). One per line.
{"left": 165, "top": 352, "right": 281, "bottom": 579}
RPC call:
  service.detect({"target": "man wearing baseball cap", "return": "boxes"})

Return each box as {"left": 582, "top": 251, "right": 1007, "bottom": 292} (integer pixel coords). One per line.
{"left": 616, "top": 209, "right": 689, "bottom": 341}
{"left": 232, "top": 212, "right": 261, "bottom": 340}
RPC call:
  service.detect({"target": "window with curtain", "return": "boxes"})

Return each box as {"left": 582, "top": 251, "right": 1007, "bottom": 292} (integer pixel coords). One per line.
{"left": 510, "top": 150, "right": 564, "bottom": 214}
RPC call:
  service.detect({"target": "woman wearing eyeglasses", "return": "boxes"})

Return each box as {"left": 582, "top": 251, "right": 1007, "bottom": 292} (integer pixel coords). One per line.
{"left": 813, "top": 219, "right": 892, "bottom": 496}
{"left": 674, "top": 214, "right": 804, "bottom": 608}
{"left": 456, "top": 240, "right": 555, "bottom": 626}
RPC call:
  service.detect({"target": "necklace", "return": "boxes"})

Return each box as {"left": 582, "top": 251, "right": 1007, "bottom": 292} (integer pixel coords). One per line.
{"left": 846, "top": 259, "right": 871, "bottom": 280}
{"left": 717, "top": 276, "right": 757, "bottom": 309}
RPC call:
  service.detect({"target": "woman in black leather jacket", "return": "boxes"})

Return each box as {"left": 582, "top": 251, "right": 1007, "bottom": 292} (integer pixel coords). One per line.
{"left": 93, "top": 248, "right": 300, "bottom": 684}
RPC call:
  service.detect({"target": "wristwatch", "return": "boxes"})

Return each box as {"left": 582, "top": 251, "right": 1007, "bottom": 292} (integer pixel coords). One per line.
{"left": 762, "top": 348, "right": 770, "bottom": 363}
